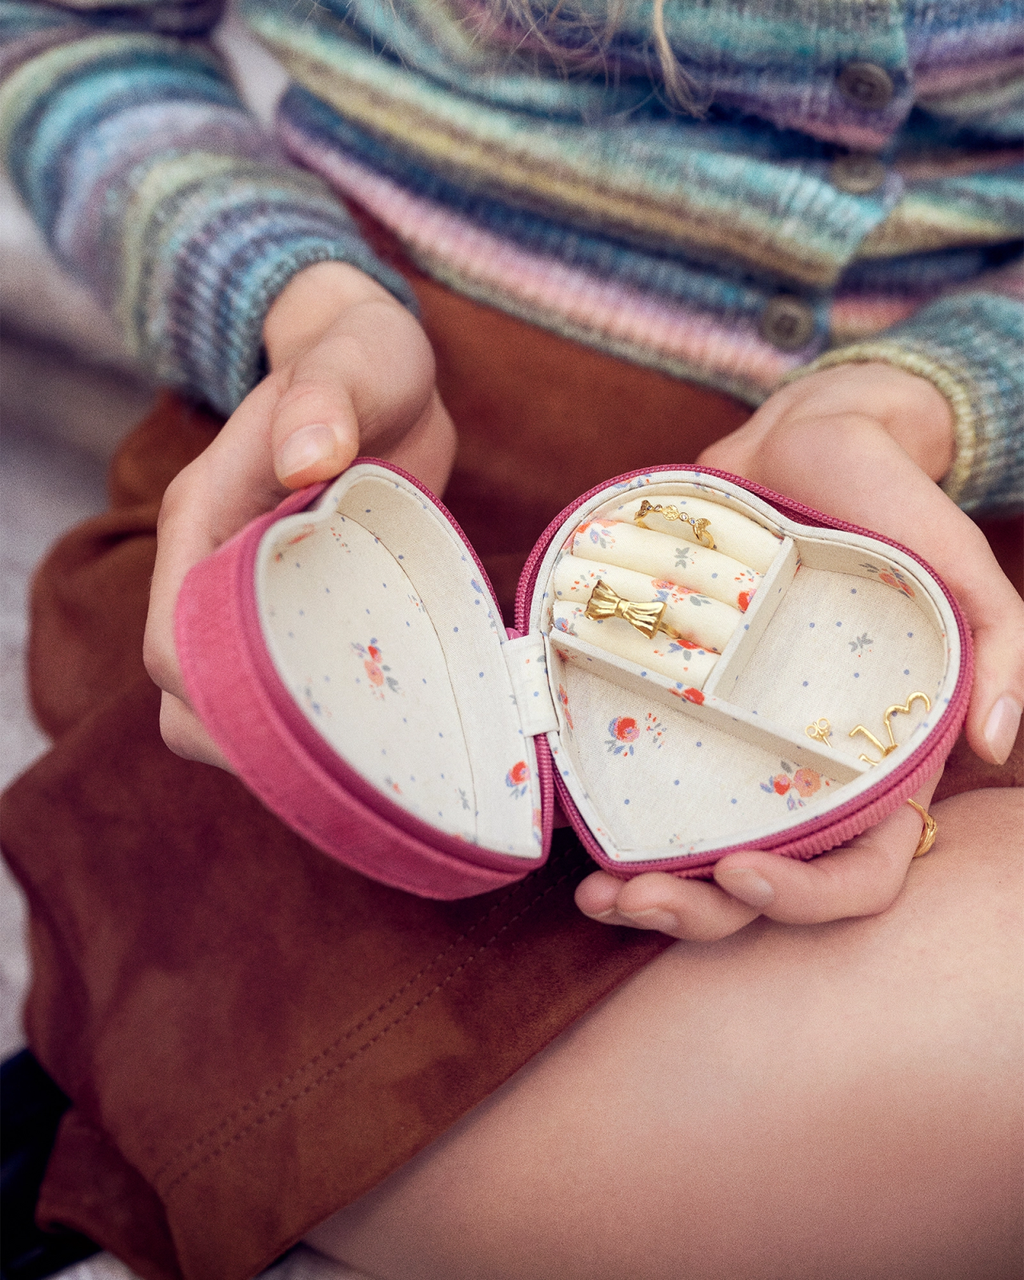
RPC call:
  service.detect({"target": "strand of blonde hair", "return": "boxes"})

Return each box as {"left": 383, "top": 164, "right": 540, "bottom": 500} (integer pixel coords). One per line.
{"left": 467, "top": 0, "right": 700, "bottom": 113}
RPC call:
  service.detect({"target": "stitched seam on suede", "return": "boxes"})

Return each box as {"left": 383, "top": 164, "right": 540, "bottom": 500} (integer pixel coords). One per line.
{"left": 150, "top": 876, "right": 530, "bottom": 1181}
{"left": 152, "top": 855, "right": 583, "bottom": 1185}
{"left": 158, "top": 856, "right": 588, "bottom": 1196}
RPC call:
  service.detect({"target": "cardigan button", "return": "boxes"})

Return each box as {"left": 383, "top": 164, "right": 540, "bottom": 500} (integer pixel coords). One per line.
{"left": 831, "top": 152, "right": 887, "bottom": 194}
{"left": 837, "top": 62, "right": 895, "bottom": 111}
{"left": 760, "top": 296, "right": 816, "bottom": 351}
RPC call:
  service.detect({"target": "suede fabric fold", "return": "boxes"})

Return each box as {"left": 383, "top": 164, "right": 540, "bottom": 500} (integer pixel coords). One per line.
{"left": 2, "top": 256, "right": 1021, "bottom": 1280}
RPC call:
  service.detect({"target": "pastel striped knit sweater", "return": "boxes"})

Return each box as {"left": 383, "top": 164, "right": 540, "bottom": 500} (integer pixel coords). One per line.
{"left": 1, "top": 0, "right": 1021, "bottom": 513}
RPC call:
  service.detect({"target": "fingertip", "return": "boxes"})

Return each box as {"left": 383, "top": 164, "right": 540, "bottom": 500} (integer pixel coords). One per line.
{"left": 613, "top": 871, "right": 761, "bottom": 941}
{"left": 274, "top": 422, "right": 356, "bottom": 488}
{"left": 975, "top": 694, "right": 1023, "bottom": 767}
{"left": 713, "top": 863, "right": 775, "bottom": 909}
{"left": 159, "top": 692, "right": 234, "bottom": 771}
{"left": 957, "top": 570, "right": 1024, "bottom": 766}
{"left": 574, "top": 870, "right": 622, "bottom": 919}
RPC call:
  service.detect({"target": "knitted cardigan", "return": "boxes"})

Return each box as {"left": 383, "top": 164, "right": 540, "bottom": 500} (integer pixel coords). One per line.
{"left": 1, "top": 0, "right": 1021, "bottom": 513}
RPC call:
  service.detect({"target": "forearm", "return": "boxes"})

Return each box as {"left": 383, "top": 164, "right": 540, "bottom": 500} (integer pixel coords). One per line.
{"left": 0, "top": 4, "right": 415, "bottom": 414}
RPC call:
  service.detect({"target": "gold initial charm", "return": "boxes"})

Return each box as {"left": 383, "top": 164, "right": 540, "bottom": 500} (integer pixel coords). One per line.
{"left": 850, "top": 691, "right": 931, "bottom": 764}
{"left": 634, "top": 500, "right": 716, "bottom": 548}
{"left": 584, "top": 580, "right": 668, "bottom": 639}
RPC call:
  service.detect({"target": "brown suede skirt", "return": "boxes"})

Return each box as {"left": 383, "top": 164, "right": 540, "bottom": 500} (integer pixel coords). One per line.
{"left": 3, "top": 240, "right": 1022, "bottom": 1280}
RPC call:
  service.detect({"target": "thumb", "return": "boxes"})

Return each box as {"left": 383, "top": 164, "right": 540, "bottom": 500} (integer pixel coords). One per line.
{"left": 927, "top": 512, "right": 1024, "bottom": 767}
{"left": 269, "top": 362, "right": 362, "bottom": 490}
{"left": 960, "top": 571, "right": 1024, "bottom": 767}
{"left": 268, "top": 299, "right": 440, "bottom": 490}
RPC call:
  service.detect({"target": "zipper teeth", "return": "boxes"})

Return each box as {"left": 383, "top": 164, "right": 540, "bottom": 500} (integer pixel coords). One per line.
{"left": 552, "top": 766, "right": 603, "bottom": 860}
{"left": 562, "top": 706, "right": 963, "bottom": 876}
{"left": 563, "top": 709, "right": 953, "bottom": 872}
{"left": 536, "top": 736, "right": 556, "bottom": 856}
{"left": 514, "top": 472, "right": 663, "bottom": 629}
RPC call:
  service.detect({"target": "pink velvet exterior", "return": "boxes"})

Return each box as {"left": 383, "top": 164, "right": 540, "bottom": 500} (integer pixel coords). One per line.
{"left": 175, "top": 482, "right": 553, "bottom": 900}
{"left": 176, "top": 463, "right": 972, "bottom": 898}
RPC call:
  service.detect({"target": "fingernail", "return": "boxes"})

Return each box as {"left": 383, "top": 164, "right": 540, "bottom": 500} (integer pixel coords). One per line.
{"left": 276, "top": 423, "right": 336, "bottom": 480}
{"left": 715, "top": 867, "right": 774, "bottom": 909}
{"left": 983, "top": 695, "right": 1022, "bottom": 766}
{"left": 620, "top": 908, "right": 679, "bottom": 934}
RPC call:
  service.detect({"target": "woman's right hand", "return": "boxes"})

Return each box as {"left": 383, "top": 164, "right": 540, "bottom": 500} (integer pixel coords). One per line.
{"left": 577, "top": 361, "right": 1024, "bottom": 942}
{"left": 143, "top": 261, "right": 456, "bottom": 768}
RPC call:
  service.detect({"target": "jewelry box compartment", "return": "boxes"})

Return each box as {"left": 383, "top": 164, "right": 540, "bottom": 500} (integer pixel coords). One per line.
{"left": 253, "top": 463, "right": 546, "bottom": 865}
{"left": 527, "top": 473, "right": 963, "bottom": 869}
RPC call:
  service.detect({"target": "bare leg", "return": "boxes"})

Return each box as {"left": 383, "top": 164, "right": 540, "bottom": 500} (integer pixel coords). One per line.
{"left": 308, "top": 789, "right": 1023, "bottom": 1280}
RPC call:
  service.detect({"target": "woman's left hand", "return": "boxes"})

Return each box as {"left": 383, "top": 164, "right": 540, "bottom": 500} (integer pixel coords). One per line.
{"left": 577, "top": 361, "right": 1023, "bottom": 940}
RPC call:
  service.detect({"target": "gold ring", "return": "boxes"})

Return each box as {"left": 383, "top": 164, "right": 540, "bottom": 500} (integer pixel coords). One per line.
{"left": 906, "top": 798, "right": 938, "bottom": 858}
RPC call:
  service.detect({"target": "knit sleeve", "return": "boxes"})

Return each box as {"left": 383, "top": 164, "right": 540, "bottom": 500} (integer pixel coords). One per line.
{"left": 790, "top": 290, "right": 1024, "bottom": 518}
{"left": 0, "top": 6, "right": 416, "bottom": 415}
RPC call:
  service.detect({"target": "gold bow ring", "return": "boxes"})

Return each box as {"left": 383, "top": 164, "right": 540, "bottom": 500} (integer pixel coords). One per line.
{"left": 584, "top": 580, "right": 668, "bottom": 639}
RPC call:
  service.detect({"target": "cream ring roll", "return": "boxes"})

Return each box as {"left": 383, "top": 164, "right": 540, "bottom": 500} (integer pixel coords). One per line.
{"left": 571, "top": 519, "right": 760, "bottom": 611}
{"left": 610, "top": 495, "right": 782, "bottom": 574}
{"left": 552, "top": 555, "right": 742, "bottom": 654}
{"left": 550, "top": 605, "right": 719, "bottom": 689}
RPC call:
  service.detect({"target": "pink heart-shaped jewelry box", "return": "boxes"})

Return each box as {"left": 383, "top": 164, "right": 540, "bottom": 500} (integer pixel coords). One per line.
{"left": 175, "top": 463, "right": 971, "bottom": 899}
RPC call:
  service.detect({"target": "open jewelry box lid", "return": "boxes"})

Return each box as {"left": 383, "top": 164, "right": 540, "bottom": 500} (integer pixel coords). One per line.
{"left": 176, "top": 461, "right": 972, "bottom": 899}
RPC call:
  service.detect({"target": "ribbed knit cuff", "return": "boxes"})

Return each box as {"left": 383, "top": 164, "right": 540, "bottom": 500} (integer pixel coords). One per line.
{"left": 787, "top": 293, "right": 1024, "bottom": 516}
{"left": 134, "top": 175, "right": 418, "bottom": 414}
{"left": 0, "top": 28, "right": 417, "bottom": 417}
